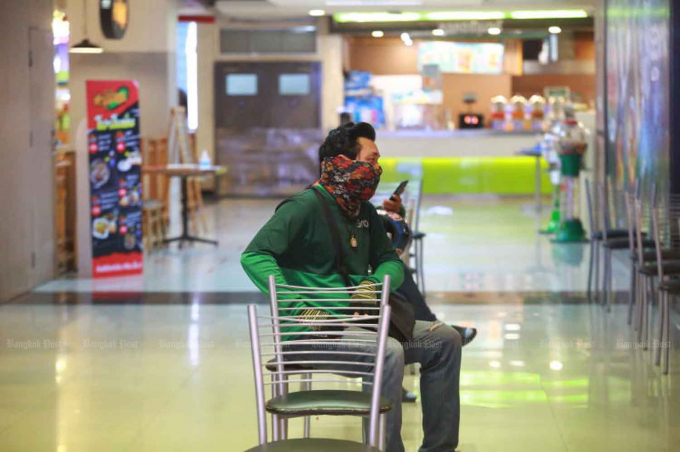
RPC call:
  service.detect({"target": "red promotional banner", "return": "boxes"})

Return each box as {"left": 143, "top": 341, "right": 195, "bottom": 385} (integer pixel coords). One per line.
{"left": 86, "top": 80, "right": 143, "bottom": 277}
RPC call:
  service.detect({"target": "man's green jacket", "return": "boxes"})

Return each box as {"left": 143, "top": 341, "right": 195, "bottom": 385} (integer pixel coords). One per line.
{"left": 241, "top": 184, "right": 405, "bottom": 340}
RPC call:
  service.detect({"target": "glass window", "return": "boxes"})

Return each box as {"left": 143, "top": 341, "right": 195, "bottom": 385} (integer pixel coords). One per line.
{"left": 220, "top": 30, "right": 250, "bottom": 53}
{"left": 279, "top": 74, "right": 310, "bottom": 95}
{"left": 220, "top": 28, "right": 317, "bottom": 54}
{"left": 226, "top": 74, "right": 257, "bottom": 96}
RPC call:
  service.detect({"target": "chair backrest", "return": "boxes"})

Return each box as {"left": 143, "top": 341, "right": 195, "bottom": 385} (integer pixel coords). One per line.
{"left": 403, "top": 199, "right": 416, "bottom": 265}
{"left": 652, "top": 192, "right": 680, "bottom": 279}
{"left": 634, "top": 196, "right": 652, "bottom": 266}
{"left": 412, "top": 179, "right": 424, "bottom": 233}
{"left": 585, "top": 179, "right": 596, "bottom": 238}
{"left": 248, "top": 275, "right": 392, "bottom": 446}
{"left": 597, "top": 181, "right": 610, "bottom": 240}
{"left": 623, "top": 190, "right": 637, "bottom": 254}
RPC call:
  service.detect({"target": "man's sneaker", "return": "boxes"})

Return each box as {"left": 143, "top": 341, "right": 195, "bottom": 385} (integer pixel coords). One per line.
{"left": 402, "top": 387, "right": 417, "bottom": 403}
{"left": 452, "top": 325, "right": 477, "bottom": 347}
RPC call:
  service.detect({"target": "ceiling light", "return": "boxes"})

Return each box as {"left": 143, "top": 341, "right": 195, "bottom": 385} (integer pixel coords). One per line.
{"left": 432, "top": 28, "right": 445, "bottom": 36}
{"left": 371, "top": 30, "right": 384, "bottom": 38}
{"left": 425, "top": 11, "right": 506, "bottom": 21}
{"left": 70, "top": 38, "right": 104, "bottom": 54}
{"left": 309, "top": 9, "right": 325, "bottom": 17}
{"left": 489, "top": 361, "right": 501, "bottom": 368}
{"left": 326, "top": 0, "right": 423, "bottom": 5}
{"left": 70, "top": 0, "right": 103, "bottom": 54}
{"left": 511, "top": 10, "right": 588, "bottom": 20}
{"left": 549, "top": 26, "right": 562, "bottom": 34}
{"left": 334, "top": 9, "right": 588, "bottom": 23}
{"left": 335, "top": 12, "right": 421, "bottom": 23}
{"left": 488, "top": 27, "right": 502, "bottom": 35}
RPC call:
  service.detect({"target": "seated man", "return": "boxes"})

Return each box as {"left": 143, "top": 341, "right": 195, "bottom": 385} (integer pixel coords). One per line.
{"left": 241, "top": 122, "right": 462, "bottom": 452}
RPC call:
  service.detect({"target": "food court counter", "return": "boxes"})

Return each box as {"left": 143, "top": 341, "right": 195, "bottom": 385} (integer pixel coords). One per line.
{"left": 376, "top": 129, "right": 539, "bottom": 158}
{"left": 374, "top": 129, "right": 550, "bottom": 195}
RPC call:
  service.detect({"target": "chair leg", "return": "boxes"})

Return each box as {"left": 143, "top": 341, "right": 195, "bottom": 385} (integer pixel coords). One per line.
{"left": 637, "top": 277, "right": 647, "bottom": 341}
{"left": 628, "top": 264, "right": 637, "bottom": 325}
{"left": 602, "top": 248, "right": 610, "bottom": 308}
{"left": 379, "top": 413, "right": 387, "bottom": 451}
{"left": 655, "top": 291, "right": 665, "bottom": 366}
{"left": 594, "top": 242, "right": 601, "bottom": 302}
{"left": 302, "top": 373, "right": 312, "bottom": 438}
{"left": 607, "top": 249, "right": 614, "bottom": 313}
{"left": 587, "top": 239, "right": 594, "bottom": 299}
{"left": 663, "top": 292, "right": 671, "bottom": 375}
{"left": 641, "top": 278, "right": 650, "bottom": 349}
{"left": 271, "top": 374, "right": 280, "bottom": 442}
{"left": 280, "top": 379, "right": 289, "bottom": 439}
{"left": 632, "top": 274, "right": 640, "bottom": 332}
{"left": 649, "top": 282, "right": 658, "bottom": 338}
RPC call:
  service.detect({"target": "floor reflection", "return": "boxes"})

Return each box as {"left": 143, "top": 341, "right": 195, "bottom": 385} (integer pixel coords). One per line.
{"left": 0, "top": 298, "right": 678, "bottom": 451}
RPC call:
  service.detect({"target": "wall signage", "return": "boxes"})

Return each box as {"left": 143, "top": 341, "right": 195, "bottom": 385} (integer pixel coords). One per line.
{"left": 86, "top": 80, "right": 143, "bottom": 277}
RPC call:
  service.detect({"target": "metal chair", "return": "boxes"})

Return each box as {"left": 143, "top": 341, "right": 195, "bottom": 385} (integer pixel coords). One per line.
{"left": 585, "top": 180, "right": 630, "bottom": 304}
{"left": 632, "top": 190, "right": 680, "bottom": 347}
{"left": 599, "top": 182, "right": 648, "bottom": 313}
{"left": 649, "top": 203, "right": 680, "bottom": 374}
{"left": 245, "top": 276, "right": 393, "bottom": 450}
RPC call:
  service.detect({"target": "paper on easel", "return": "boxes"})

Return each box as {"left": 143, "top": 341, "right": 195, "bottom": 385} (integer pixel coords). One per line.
{"left": 167, "top": 107, "right": 192, "bottom": 164}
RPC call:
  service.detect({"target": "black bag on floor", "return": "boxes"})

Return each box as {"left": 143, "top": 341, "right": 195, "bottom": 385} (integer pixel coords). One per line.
{"left": 312, "top": 188, "right": 415, "bottom": 343}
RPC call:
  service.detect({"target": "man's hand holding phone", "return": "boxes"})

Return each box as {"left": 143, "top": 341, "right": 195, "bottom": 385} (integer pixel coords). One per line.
{"left": 382, "top": 194, "right": 402, "bottom": 214}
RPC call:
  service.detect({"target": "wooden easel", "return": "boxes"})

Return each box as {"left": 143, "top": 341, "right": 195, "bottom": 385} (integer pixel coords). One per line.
{"left": 167, "top": 107, "right": 207, "bottom": 234}
{"left": 167, "top": 107, "right": 193, "bottom": 165}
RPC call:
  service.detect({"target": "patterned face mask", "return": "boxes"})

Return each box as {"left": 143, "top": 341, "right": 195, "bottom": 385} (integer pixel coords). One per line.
{"left": 317, "top": 155, "right": 382, "bottom": 218}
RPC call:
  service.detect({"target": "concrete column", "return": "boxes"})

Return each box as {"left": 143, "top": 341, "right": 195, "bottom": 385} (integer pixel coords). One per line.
{"left": 0, "top": 0, "right": 55, "bottom": 301}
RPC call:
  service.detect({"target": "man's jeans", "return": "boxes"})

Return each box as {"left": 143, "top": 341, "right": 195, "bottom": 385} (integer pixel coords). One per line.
{"left": 397, "top": 267, "right": 437, "bottom": 322}
{"left": 284, "top": 320, "right": 462, "bottom": 452}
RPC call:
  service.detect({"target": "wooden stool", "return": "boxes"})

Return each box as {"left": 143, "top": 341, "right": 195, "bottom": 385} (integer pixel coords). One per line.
{"left": 143, "top": 200, "right": 165, "bottom": 252}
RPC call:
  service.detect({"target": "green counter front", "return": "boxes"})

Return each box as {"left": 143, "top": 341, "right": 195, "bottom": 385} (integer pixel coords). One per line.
{"left": 380, "top": 157, "right": 552, "bottom": 195}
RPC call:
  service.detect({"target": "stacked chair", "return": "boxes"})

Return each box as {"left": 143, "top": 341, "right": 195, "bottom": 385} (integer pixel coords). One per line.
{"left": 586, "top": 178, "right": 680, "bottom": 374}
{"left": 647, "top": 195, "right": 680, "bottom": 374}
{"left": 585, "top": 179, "right": 636, "bottom": 310}
{"left": 245, "top": 276, "right": 393, "bottom": 451}
{"left": 409, "top": 180, "right": 426, "bottom": 295}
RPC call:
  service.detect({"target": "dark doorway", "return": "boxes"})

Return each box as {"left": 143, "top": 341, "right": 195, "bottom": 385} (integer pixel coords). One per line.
{"left": 214, "top": 61, "right": 323, "bottom": 196}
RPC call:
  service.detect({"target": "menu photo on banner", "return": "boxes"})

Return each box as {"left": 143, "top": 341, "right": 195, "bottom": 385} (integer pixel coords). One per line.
{"left": 86, "top": 80, "right": 143, "bottom": 277}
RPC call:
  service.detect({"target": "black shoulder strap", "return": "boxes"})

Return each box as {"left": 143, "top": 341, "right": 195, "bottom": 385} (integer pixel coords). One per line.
{"left": 312, "top": 187, "right": 352, "bottom": 286}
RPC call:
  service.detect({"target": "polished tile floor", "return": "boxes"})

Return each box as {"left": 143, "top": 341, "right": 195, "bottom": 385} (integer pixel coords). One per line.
{"left": 3, "top": 196, "right": 678, "bottom": 451}
{"left": 0, "top": 302, "right": 678, "bottom": 451}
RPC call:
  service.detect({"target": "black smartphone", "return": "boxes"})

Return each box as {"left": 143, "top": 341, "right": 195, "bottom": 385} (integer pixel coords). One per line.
{"left": 390, "top": 180, "right": 409, "bottom": 201}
